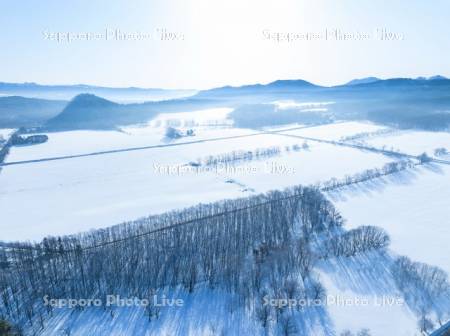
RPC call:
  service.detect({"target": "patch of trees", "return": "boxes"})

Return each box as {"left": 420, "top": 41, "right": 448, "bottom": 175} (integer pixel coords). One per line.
{"left": 197, "top": 143, "right": 308, "bottom": 167}
{"left": 399, "top": 112, "right": 450, "bottom": 131}
{"left": 324, "top": 226, "right": 390, "bottom": 258}
{"left": 0, "top": 132, "right": 49, "bottom": 169}
{"left": 0, "top": 131, "right": 17, "bottom": 166}
{"left": 434, "top": 147, "right": 448, "bottom": 157}
{"left": 339, "top": 128, "right": 397, "bottom": 143}
{"left": 0, "top": 185, "right": 343, "bottom": 331}
{"left": 165, "top": 127, "right": 195, "bottom": 139}
{"left": 0, "top": 319, "right": 21, "bottom": 335}
{"left": 200, "top": 146, "right": 282, "bottom": 166}
{"left": 230, "top": 104, "right": 332, "bottom": 128}
{"left": 340, "top": 329, "right": 371, "bottom": 336}
{"left": 9, "top": 134, "right": 48, "bottom": 146}
{"left": 418, "top": 152, "right": 432, "bottom": 163}
{"left": 392, "top": 256, "right": 450, "bottom": 333}
{"left": 249, "top": 239, "right": 327, "bottom": 334}
{"left": 0, "top": 145, "right": 10, "bottom": 164}
{"left": 165, "top": 126, "right": 183, "bottom": 139}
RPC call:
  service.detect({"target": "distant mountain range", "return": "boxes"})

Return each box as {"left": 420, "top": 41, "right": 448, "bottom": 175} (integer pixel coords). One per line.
{"left": 346, "top": 75, "right": 447, "bottom": 86}
{"left": 0, "top": 82, "right": 196, "bottom": 103}
{"left": 193, "top": 76, "right": 450, "bottom": 99}
{"left": 195, "top": 79, "right": 319, "bottom": 98}
{"left": 427, "top": 75, "right": 447, "bottom": 81}
{"left": 345, "top": 77, "right": 381, "bottom": 86}
{"left": 196, "top": 76, "right": 450, "bottom": 130}
{"left": 1, "top": 76, "right": 450, "bottom": 131}
{"left": 342, "top": 76, "right": 450, "bottom": 89}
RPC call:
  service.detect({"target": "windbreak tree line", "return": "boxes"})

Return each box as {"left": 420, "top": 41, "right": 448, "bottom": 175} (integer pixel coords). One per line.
{"left": 0, "top": 185, "right": 393, "bottom": 334}
{"left": 0, "top": 186, "right": 340, "bottom": 328}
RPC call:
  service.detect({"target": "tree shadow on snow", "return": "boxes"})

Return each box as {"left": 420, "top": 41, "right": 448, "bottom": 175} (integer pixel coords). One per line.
{"left": 317, "top": 251, "right": 398, "bottom": 296}
{"left": 326, "top": 165, "right": 437, "bottom": 202}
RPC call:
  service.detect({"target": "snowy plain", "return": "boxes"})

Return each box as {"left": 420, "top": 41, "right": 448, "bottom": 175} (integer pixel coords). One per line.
{"left": 327, "top": 163, "right": 450, "bottom": 274}
{"left": 279, "top": 121, "right": 390, "bottom": 141}
{"left": 362, "top": 130, "right": 450, "bottom": 157}
{"left": 1, "top": 114, "right": 449, "bottom": 336}
{"left": 1, "top": 122, "right": 397, "bottom": 241}
{"left": 317, "top": 253, "right": 420, "bottom": 336}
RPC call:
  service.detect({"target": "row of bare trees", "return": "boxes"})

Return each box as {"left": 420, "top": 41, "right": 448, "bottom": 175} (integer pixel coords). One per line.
{"left": 392, "top": 256, "right": 450, "bottom": 334}
{"left": 0, "top": 186, "right": 342, "bottom": 331}
{"left": 324, "top": 226, "right": 390, "bottom": 258}
{"left": 319, "top": 160, "right": 416, "bottom": 191}
{"left": 198, "top": 142, "right": 312, "bottom": 168}
{"left": 200, "top": 146, "right": 282, "bottom": 167}
{"left": 0, "top": 182, "right": 399, "bottom": 334}
{"left": 0, "top": 131, "right": 18, "bottom": 167}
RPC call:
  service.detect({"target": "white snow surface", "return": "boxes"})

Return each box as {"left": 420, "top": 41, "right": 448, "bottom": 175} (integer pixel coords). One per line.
{"left": 280, "top": 121, "right": 389, "bottom": 141}
{"left": 317, "top": 252, "right": 420, "bottom": 336}
{"left": 1, "top": 128, "right": 394, "bottom": 241}
{"left": 36, "top": 287, "right": 261, "bottom": 336}
{"left": 363, "top": 130, "right": 450, "bottom": 157}
{"left": 328, "top": 163, "right": 450, "bottom": 274}
{"left": 2, "top": 119, "right": 449, "bottom": 336}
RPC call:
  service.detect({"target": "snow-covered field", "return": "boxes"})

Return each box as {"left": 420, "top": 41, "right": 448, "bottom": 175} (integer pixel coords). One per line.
{"left": 0, "top": 132, "right": 395, "bottom": 241}
{"left": 1, "top": 120, "right": 447, "bottom": 243}
{"left": 4, "top": 126, "right": 256, "bottom": 163}
{"left": 214, "top": 141, "right": 394, "bottom": 193}
{"left": 363, "top": 130, "right": 450, "bottom": 157}
{"left": 1, "top": 119, "right": 449, "bottom": 336}
{"left": 4, "top": 108, "right": 241, "bottom": 163}
{"left": 0, "top": 148, "right": 245, "bottom": 240}
{"left": 318, "top": 253, "right": 420, "bottom": 336}
{"left": 36, "top": 287, "right": 261, "bottom": 336}
{"left": 279, "top": 121, "right": 389, "bottom": 141}
{"left": 28, "top": 255, "right": 424, "bottom": 336}
{"left": 328, "top": 163, "right": 450, "bottom": 274}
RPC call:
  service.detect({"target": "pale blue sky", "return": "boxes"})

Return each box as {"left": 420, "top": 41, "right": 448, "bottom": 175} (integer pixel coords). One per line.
{"left": 0, "top": 0, "right": 449, "bottom": 89}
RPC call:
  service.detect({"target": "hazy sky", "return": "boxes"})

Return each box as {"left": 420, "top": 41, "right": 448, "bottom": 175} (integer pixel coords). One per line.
{"left": 1, "top": 0, "right": 449, "bottom": 89}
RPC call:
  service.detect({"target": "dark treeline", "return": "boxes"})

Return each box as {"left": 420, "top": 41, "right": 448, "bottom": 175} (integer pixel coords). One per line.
{"left": 0, "top": 131, "right": 19, "bottom": 166}
{"left": 0, "top": 186, "right": 345, "bottom": 331}
{"left": 392, "top": 256, "right": 450, "bottom": 334}
{"left": 8, "top": 134, "right": 48, "bottom": 146}
{"left": 0, "top": 130, "right": 48, "bottom": 169}
{"left": 324, "top": 226, "right": 390, "bottom": 258}
{"left": 0, "top": 185, "right": 395, "bottom": 334}
{"left": 319, "top": 160, "right": 417, "bottom": 191}
{"left": 201, "top": 146, "right": 282, "bottom": 167}
{"left": 0, "top": 143, "right": 9, "bottom": 165}
{"left": 338, "top": 128, "right": 397, "bottom": 143}
{"left": 197, "top": 143, "right": 309, "bottom": 168}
